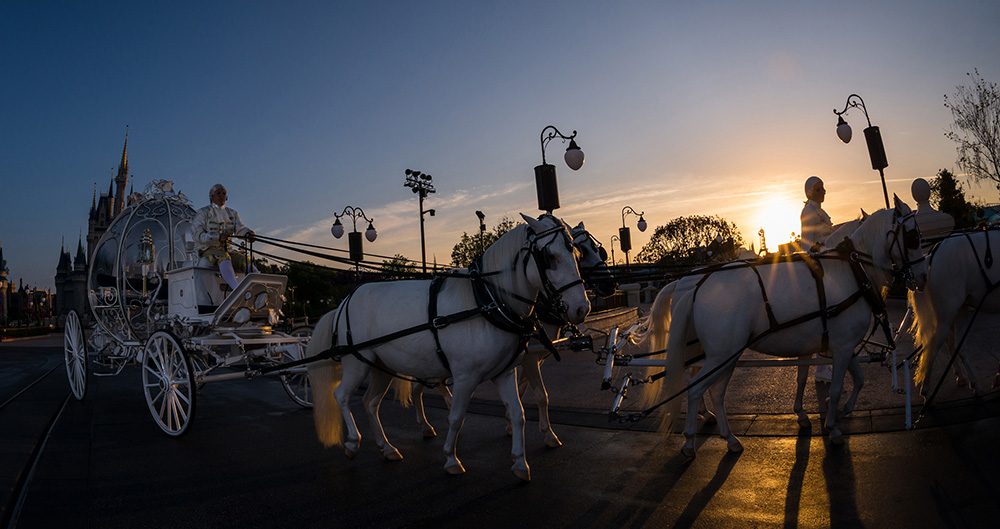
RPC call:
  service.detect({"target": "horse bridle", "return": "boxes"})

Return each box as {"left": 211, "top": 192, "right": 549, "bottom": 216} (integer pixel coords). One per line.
{"left": 887, "top": 209, "right": 924, "bottom": 288}
{"left": 518, "top": 215, "right": 585, "bottom": 315}
{"left": 573, "top": 229, "right": 609, "bottom": 275}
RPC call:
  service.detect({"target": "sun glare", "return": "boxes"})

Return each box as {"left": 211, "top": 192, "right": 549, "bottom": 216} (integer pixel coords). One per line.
{"left": 755, "top": 197, "right": 801, "bottom": 248}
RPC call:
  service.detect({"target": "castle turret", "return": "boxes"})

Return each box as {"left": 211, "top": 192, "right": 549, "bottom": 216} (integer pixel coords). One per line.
{"left": 113, "top": 128, "right": 129, "bottom": 217}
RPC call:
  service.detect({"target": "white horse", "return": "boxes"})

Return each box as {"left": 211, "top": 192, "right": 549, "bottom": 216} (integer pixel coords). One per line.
{"left": 637, "top": 216, "right": 869, "bottom": 427}
{"left": 641, "top": 199, "right": 926, "bottom": 456}
{"left": 909, "top": 229, "right": 1000, "bottom": 396}
{"left": 405, "top": 222, "right": 616, "bottom": 448}
{"left": 306, "top": 214, "right": 590, "bottom": 480}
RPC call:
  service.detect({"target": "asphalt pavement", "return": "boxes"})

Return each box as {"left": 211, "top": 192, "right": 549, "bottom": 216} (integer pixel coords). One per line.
{"left": 3, "top": 298, "right": 1000, "bottom": 528}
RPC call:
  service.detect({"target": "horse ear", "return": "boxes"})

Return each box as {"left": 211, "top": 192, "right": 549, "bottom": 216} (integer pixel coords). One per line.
{"left": 860, "top": 208, "right": 869, "bottom": 221}
{"left": 575, "top": 221, "right": 585, "bottom": 230}
{"left": 892, "top": 194, "right": 902, "bottom": 214}
{"left": 520, "top": 212, "right": 543, "bottom": 231}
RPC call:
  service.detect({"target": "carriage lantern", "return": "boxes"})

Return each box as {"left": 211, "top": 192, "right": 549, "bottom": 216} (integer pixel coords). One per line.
{"left": 138, "top": 228, "right": 154, "bottom": 298}
{"left": 834, "top": 93, "right": 890, "bottom": 209}
{"left": 535, "top": 126, "right": 585, "bottom": 213}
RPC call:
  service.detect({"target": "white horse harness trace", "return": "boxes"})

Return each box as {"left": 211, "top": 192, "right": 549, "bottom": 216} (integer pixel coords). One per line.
{"left": 253, "top": 216, "right": 583, "bottom": 388}
{"left": 615, "top": 211, "right": 924, "bottom": 424}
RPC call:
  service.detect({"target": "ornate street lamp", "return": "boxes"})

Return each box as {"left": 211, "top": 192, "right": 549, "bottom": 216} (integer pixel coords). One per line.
{"left": 619, "top": 206, "right": 647, "bottom": 269}
{"left": 610, "top": 234, "right": 619, "bottom": 266}
{"left": 331, "top": 206, "right": 377, "bottom": 280}
{"left": 834, "top": 94, "right": 890, "bottom": 209}
{"left": 475, "top": 210, "right": 486, "bottom": 256}
{"left": 404, "top": 169, "right": 436, "bottom": 274}
{"left": 535, "top": 125, "right": 585, "bottom": 213}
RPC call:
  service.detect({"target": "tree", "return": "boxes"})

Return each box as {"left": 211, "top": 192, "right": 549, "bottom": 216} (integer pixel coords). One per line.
{"left": 379, "top": 254, "right": 418, "bottom": 281}
{"left": 450, "top": 216, "right": 517, "bottom": 267}
{"left": 635, "top": 215, "right": 744, "bottom": 265}
{"left": 930, "top": 168, "right": 978, "bottom": 229}
{"left": 944, "top": 69, "right": 1000, "bottom": 192}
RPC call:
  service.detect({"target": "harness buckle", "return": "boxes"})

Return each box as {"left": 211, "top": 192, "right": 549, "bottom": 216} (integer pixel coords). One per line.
{"left": 432, "top": 317, "right": 448, "bottom": 329}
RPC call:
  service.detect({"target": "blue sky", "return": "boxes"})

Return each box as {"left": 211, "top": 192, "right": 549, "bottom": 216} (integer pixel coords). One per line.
{"left": 3, "top": 1, "right": 1000, "bottom": 290}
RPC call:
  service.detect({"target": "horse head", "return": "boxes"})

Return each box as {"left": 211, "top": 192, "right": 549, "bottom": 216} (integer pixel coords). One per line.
{"left": 889, "top": 195, "right": 928, "bottom": 291}
{"left": 570, "top": 221, "right": 618, "bottom": 297}
{"left": 520, "top": 214, "right": 591, "bottom": 324}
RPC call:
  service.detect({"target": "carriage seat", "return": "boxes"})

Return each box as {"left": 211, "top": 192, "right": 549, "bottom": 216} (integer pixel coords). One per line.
{"left": 165, "top": 264, "right": 241, "bottom": 320}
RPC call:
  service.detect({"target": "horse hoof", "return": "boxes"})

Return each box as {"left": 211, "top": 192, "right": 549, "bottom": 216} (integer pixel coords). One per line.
{"left": 797, "top": 417, "right": 811, "bottom": 429}
{"left": 829, "top": 431, "right": 845, "bottom": 445}
{"left": 445, "top": 463, "right": 466, "bottom": 475}
{"left": 681, "top": 446, "right": 696, "bottom": 459}
{"left": 344, "top": 448, "right": 358, "bottom": 460}
{"left": 512, "top": 467, "right": 531, "bottom": 482}
{"left": 726, "top": 438, "right": 743, "bottom": 453}
{"left": 545, "top": 436, "right": 562, "bottom": 448}
{"left": 422, "top": 427, "right": 437, "bottom": 438}
{"left": 384, "top": 448, "right": 403, "bottom": 461}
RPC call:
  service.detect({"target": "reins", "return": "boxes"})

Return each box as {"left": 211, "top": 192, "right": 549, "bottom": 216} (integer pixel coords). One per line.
{"left": 617, "top": 214, "right": 913, "bottom": 424}
{"left": 256, "top": 217, "right": 579, "bottom": 386}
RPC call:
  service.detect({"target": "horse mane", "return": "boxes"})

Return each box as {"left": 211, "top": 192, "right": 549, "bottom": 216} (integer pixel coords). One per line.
{"left": 848, "top": 207, "right": 894, "bottom": 284}
{"left": 481, "top": 221, "right": 529, "bottom": 297}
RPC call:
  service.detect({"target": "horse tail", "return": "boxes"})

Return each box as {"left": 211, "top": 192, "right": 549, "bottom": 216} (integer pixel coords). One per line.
{"left": 908, "top": 287, "right": 938, "bottom": 388}
{"left": 392, "top": 379, "right": 414, "bottom": 408}
{"left": 658, "top": 289, "right": 693, "bottom": 435}
{"left": 636, "top": 282, "right": 675, "bottom": 409}
{"left": 306, "top": 310, "right": 345, "bottom": 448}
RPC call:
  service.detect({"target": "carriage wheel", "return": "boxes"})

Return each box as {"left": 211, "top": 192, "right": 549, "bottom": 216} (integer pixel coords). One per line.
{"left": 64, "top": 309, "right": 89, "bottom": 400}
{"left": 280, "top": 325, "right": 313, "bottom": 408}
{"left": 142, "top": 331, "right": 197, "bottom": 436}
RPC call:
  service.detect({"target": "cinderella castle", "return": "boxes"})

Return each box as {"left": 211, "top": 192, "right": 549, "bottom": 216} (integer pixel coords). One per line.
{"left": 54, "top": 130, "right": 132, "bottom": 321}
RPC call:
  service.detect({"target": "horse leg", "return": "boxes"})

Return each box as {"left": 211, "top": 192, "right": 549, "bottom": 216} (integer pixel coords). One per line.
{"left": 680, "top": 357, "right": 733, "bottom": 458}
{"left": 442, "top": 378, "right": 477, "bottom": 476}
{"left": 953, "top": 309, "right": 983, "bottom": 394}
{"left": 824, "top": 352, "right": 851, "bottom": 445}
{"left": 792, "top": 363, "right": 810, "bottom": 428}
{"left": 708, "top": 365, "right": 742, "bottom": 453}
{"left": 334, "top": 358, "right": 368, "bottom": 459}
{"left": 837, "top": 357, "right": 864, "bottom": 420}
{"left": 520, "top": 353, "right": 560, "bottom": 447}
{"left": 438, "top": 384, "right": 453, "bottom": 408}
{"left": 410, "top": 383, "right": 437, "bottom": 438}
{"left": 495, "top": 369, "right": 531, "bottom": 481}
{"left": 363, "top": 370, "right": 402, "bottom": 460}
{"left": 690, "top": 366, "right": 717, "bottom": 424}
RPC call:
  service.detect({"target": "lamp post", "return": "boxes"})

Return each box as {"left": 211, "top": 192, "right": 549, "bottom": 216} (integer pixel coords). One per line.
{"left": 610, "top": 234, "right": 619, "bottom": 266}
{"left": 535, "top": 126, "right": 585, "bottom": 213}
{"left": 475, "top": 210, "right": 486, "bottom": 255}
{"left": 331, "top": 206, "right": 377, "bottom": 281}
{"left": 619, "top": 206, "right": 647, "bottom": 269}
{"left": 834, "top": 94, "right": 890, "bottom": 209}
{"left": 404, "top": 169, "right": 435, "bottom": 274}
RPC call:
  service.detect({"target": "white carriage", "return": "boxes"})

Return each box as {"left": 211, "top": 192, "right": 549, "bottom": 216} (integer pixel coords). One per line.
{"left": 63, "top": 180, "right": 312, "bottom": 436}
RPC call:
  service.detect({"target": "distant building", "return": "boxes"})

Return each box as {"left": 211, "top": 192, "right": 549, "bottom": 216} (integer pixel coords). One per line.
{"left": 55, "top": 129, "right": 131, "bottom": 321}
{"left": 0, "top": 243, "right": 9, "bottom": 325}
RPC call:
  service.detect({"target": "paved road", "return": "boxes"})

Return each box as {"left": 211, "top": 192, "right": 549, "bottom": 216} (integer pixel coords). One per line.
{"left": 3, "top": 301, "right": 1000, "bottom": 528}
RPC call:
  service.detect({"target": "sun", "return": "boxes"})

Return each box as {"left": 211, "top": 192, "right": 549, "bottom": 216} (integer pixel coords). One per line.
{"left": 754, "top": 197, "right": 801, "bottom": 248}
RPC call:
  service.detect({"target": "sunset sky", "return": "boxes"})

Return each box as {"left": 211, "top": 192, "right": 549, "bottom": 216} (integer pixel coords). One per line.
{"left": 3, "top": 1, "right": 1000, "bottom": 290}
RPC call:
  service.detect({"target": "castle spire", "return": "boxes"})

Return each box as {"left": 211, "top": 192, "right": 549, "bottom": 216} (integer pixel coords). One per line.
{"left": 113, "top": 126, "right": 129, "bottom": 217}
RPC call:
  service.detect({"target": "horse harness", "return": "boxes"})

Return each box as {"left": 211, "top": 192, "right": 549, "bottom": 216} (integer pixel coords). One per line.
{"left": 686, "top": 239, "right": 894, "bottom": 356}
{"left": 305, "top": 218, "right": 579, "bottom": 388}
